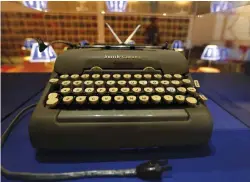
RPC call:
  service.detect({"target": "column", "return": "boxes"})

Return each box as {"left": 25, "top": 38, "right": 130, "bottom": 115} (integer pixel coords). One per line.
{"left": 97, "top": 1, "right": 105, "bottom": 43}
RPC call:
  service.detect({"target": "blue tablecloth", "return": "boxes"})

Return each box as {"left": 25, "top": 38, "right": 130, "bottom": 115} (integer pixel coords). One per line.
{"left": 2, "top": 73, "right": 250, "bottom": 182}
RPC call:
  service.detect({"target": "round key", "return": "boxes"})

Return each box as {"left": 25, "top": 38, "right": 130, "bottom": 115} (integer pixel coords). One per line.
{"left": 49, "top": 78, "right": 59, "bottom": 84}
{"left": 154, "top": 74, "right": 162, "bottom": 79}
{"left": 89, "top": 96, "right": 99, "bottom": 104}
{"left": 61, "top": 88, "right": 71, "bottom": 95}
{"left": 155, "top": 87, "right": 165, "bottom": 94}
{"left": 123, "top": 74, "right": 131, "bottom": 80}
{"left": 182, "top": 79, "right": 191, "bottom": 85}
{"left": 171, "top": 80, "right": 181, "bottom": 86}
{"left": 151, "top": 95, "right": 161, "bottom": 104}
{"left": 102, "top": 74, "right": 111, "bottom": 80}
{"left": 73, "top": 80, "right": 82, "bottom": 87}
{"left": 134, "top": 74, "right": 142, "bottom": 80}
{"left": 73, "top": 87, "right": 83, "bottom": 95}
{"left": 60, "top": 74, "right": 69, "bottom": 80}
{"left": 76, "top": 96, "right": 86, "bottom": 104}
{"left": 150, "top": 80, "right": 159, "bottom": 87}
{"left": 84, "top": 80, "right": 93, "bottom": 87}
{"left": 63, "top": 96, "right": 74, "bottom": 105}
{"left": 61, "top": 80, "right": 71, "bottom": 87}
{"left": 164, "top": 74, "right": 172, "bottom": 79}
{"left": 166, "top": 87, "right": 176, "bottom": 94}
{"left": 174, "top": 74, "right": 182, "bottom": 79}
{"left": 113, "top": 74, "right": 121, "bottom": 80}
{"left": 48, "top": 93, "right": 58, "bottom": 99}
{"left": 109, "top": 87, "right": 118, "bottom": 95}
{"left": 132, "top": 87, "right": 141, "bottom": 94}
{"left": 95, "top": 80, "right": 104, "bottom": 87}
{"left": 102, "top": 96, "right": 112, "bottom": 104}
{"left": 143, "top": 74, "right": 152, "bottom": 80}
{"left": 81, "top": 74, "right": 89, "bottom": 80}
{"left": 175, "top": 95, "right": 185, "bottom": 104}
{"left": 107, "top": 80, "right": 116, "bottom": 87}
{"left": 144, "top": 87, "right": 154, "bottom": 94}
{"left": 118, "top": 80, "right": 126, "bottom": 87}
{"left": 121, "top": 87, "right": 130, "bottom": 95}
{"left": 163, "top": 95, "right": 173, "bottom": 104}
{"left": 85, "top": 88, "right": 94, "bottom": 95}
{"left": 97, "top": 87, "right": 106, "bottom": 95}
{"left": 127, "top": 95, "right": 137, "bottom": 104}
{"left": 177, "top": 87, "right": 187, "bottom": 94}
{"left": 129, "top": 80, "right": 137, "bottom": 87}
{"left": 71, "top": 74, "right": 79, "bottom": 79}
{"left": 160, "top": 80, "right": 170, "bottom": 86}
{"left": 187, "top": 87, "right": 196, "bottom": 94}
{"left": 92, "top": 74, "right": 100, "bottom": 80}
{"left": 139, "top": 95, "right": 149, "bottom": 104}
{"left": 139, "top": 80, "right": 147, "bottom": 86}
{"left": 46, "top": 98, "right": 59, "bottom": 108}
{"left": 186, "top": 97, "right": 197, "bottom": 107}
{"left": 114, "top": 95, "right": 124, "bottom": 104}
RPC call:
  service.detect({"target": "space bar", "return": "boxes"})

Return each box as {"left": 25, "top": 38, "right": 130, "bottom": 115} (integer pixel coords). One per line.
{"left": 57, "top": 109, "right": 188, "bottom": 122}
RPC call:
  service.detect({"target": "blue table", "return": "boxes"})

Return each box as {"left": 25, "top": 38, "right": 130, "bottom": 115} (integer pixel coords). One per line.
{"left": 2, "top": 73, "right": 250, "bottom": 182}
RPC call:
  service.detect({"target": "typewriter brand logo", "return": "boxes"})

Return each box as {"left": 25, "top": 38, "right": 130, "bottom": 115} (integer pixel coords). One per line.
{"left": 104, "top": 55, "right": 141, "bottom": 59}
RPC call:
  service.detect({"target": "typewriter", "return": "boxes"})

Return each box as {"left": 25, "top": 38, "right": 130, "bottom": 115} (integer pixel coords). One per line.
{"left": 29, "top": 24, "right": 213, "bottom": 151}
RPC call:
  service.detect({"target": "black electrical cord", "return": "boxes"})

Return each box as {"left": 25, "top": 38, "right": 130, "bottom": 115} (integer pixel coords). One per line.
{"left": 1, "top": 104, "right": 172, "bottom": 181}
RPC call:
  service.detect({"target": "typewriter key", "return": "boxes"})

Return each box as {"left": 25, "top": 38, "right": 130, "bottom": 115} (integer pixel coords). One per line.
{"left": 175, "top": 95, "right": 185, "bottom": 104}
{"left": 76, "top": 96, "right": 86, "bottom": 104}
{"left": 174, "top": 74, "right": 182, "bottom": 79}
{"left": 113, "top": 74, "right": 121, "bottom": 80}
{"left": 194, "top": 80, "right": 200, "bottom": 88}
{"left": 164, "top": 74, "right": 172, "bottom": 79}
{"left": 139, "top": 95, "right": 149, "bottom": 104}
{"left": 49, "top": 78, "right": 59, "bottom": 84}
{"left": 144, "top": 87, "right": 153, "bottom": 94}
{"left": 114, "top": 95, "right": 124, "bottom": 104}
{"left": 102, "top": 96, "right": 112, "bottom": 104}
{"left": 171, "top": 80, "right": 181, "bottom": 86}
{"left": 103, "top": 74, "right": 111, "bottom": 80}
{"left": 61, "top": 88, "right": 71, "bottom": 95}
{"left": 85, "top": 88, "right": 94, "bottom": 95}
{"left": 48, "top": 93, "right": 58, "bottom": 99}
{"left": 81, "top": 74, "right": 90, "bottom": 80}
{"left": 73, "top": 87, "right": 83, "bottom": 95}
{"left": 143, "top": 74, "right": 152, "bottom": 80}
{"left": 186, "top": 97, "right": 197, "bottom": 107}
{"left": 187, "top": 87, "right": 196, "bottom": 94}
{"left": 109, "top": 87, "right": 118, "bottom": 95}
{"left": 166, "top": 87, "right": 176, "bottom": 94}
{"left": 46, "top": 98, "right": 59, "bottom": 108}
{"left": 123, "top": 74, "right": 131, "bottom": 80}
{"left": 71, "top": 74, "right": 79, "bottom": 79}
{"left": 199, "top": 94, "right": 208, "bottom": 101}
{"left": 177, "top": 87, "right": 187, "bottom": 94}
{"left": 60, "top": 74, "right": 69, "bottom": 80}
{"left": 97, "top": 87, "right": 106, "bottom": 95}
{"left": 95, "top": 80, "right": 104, "bottom": 87}
{"left": 132, "top": 87, "right": 141, "bottom": 94}
{"left": 134, "top": 74, "right": 142, "bottom": 80}
{"left": 154, "top": 74, "right": 162, "bottom": 79}
{"left": 155, "top": 87, "right": 165, "bottom": 94}
{"left": 107, "top": 80, "right": 116, "bottom": 87}
{"left": 129, "top": 80, "right": 137, "bottom": 87}
{"left": 89, "top": 96, "right": 99, "bottom": 104}
{"left": 139, "top": 80, "right": 147, "bottom": 86}
{"left": 151, "top": 95, "right": 161, "bottom": 104}
{"left": 84, "top": 80, "right": 93, "bottom": 87}
{"left": 73, "top": 80, "right": 82, "bottom": 87}
{"left": 92, "top": 74, "right": 100, "bottom": 80}
{"left": 61, "top": 80, "right": 71, "bottom": 87}
{"left": 63, "top": 96, "right": 74, "bottom": 105}
{"left": 150, "top": 80, "right": 159, "bottom": 86}
{"left": 118, "top": 80, "right": 126, "bottom": 87}
{"left": 121, "top": 87, "right": 130, "bottom": 94}
{"left": 163, "top": 95, "right": 173, "bottom": 104}
{"left": 182, "top": 79, "right": 191, "bottom": 85}
{"left": 160, "top": 80, "right": 170, "bottom": 86}
{"left": 127, "top": 95, "right": 136, "bottom": 104}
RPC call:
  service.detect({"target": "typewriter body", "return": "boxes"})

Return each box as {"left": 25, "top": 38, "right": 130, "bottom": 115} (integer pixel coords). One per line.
{"left": 29, "top": 47, "right": 213, "bottom": 150}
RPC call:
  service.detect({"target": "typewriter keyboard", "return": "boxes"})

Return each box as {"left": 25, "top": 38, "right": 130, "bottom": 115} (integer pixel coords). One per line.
{"left": 46, "top": 70, "right": 207, "bottom": 110}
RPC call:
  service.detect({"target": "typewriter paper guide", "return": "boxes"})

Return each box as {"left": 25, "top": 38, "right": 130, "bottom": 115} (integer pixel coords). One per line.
{"left": 54, "top": 49, "right": 188, "bottom": 75}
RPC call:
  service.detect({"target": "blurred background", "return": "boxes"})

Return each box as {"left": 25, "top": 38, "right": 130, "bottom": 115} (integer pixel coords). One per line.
{"left": 1, "top": 1, "right": 250, "bottom": 74}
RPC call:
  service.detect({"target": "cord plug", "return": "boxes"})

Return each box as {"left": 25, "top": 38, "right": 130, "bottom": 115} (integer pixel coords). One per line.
{"left": 136, "top": 160, "right": 172, "bottom": 180}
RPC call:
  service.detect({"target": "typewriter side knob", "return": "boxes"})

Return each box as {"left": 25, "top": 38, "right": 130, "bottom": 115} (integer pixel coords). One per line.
{"left": 143, "top": 67, "right": 155, "bottom": 72}
{"left": 90, "top": 66, "right": 103, "bottom": 71}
